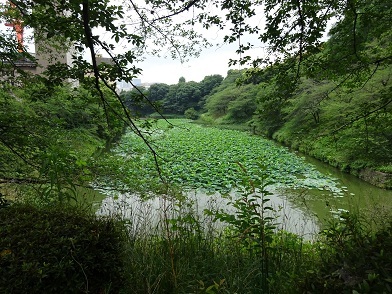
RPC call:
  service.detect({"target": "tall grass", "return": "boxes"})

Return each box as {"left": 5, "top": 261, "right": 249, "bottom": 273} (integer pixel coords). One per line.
{"left": 100, "top": 173, "right": 316, "bottom": 293}
{"left": 3, "top": 165, "right": 391, "bottom": 293}
{"left": 98, "top": 171, "right": 392, "bottom": 293}
{"left": 116, "top": 198, "right": 310, "bottom": 293}
{"left": 2, "top": 185, "right": 391, "bottom": 293}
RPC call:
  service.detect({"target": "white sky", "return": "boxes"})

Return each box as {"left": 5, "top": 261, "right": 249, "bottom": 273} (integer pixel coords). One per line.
{"left": 138, "top": 52, "right": 230, "bottom": 85}
{"left": 136, "top": 43, "right": 257, "bottom": 85}
{"left": 0, "top": 0, "right": 266, "bottom": 85}
{"left": 131, "top": 5, "right": 266, "bottom": 85}
{"left": 1, "top": 0, "right": 331, "bottom": 86}
{"left": 2, "top": 22, "right": 245, "bottom": 86}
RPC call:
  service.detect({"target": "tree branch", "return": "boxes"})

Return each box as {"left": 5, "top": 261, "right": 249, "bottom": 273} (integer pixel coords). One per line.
{"left": 93, "top": 37, "right": 167, "bottom": 118}
{"left": 295, "top": 0, "right": 304, "bottom": 78}
{"left": 128, "top": 0, "right": 187, "bottom": 63}
{"left": 81, "top": 0, "right": 166, "bottom": 184}
{"left": 144, "top": 0, "right": 199, "bottom": 23}
{"left": 0, "top": 177, "right": 45, "bottom": 185}
{"left": 0, "top": 137, "right": 40, "bottom": 169}
{"left": 330, "top": 97, "right": 392, "bottom": 135}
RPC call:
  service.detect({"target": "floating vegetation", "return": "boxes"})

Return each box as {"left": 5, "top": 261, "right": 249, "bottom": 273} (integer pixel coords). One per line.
{"left": 110, "top": 120, "right": 342, "bottom": 194}
{"left": 330, "top": 208, "right": 350, "bottom": 219}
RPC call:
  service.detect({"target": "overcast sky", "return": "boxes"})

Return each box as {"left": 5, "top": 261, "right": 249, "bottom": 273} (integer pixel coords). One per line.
{"left": 134, "top": 26, "right": 270, "bottom": 85}
{"left": 1, "top": 0, "right": 334, "bottom": 86}
{"left": 134, "top": 8, "right": 266, "bottom": 85}
{"left": 3, "top": 0, "right": 334, "bottom": 86}
{"left": 2, "top": 24, "right": 246, "bottom": 86}
{"left": 0, "top": 0, "right": 267, "bottom": 85}
{"left": 136, "top": 44, "right": 249, "bottom": 85}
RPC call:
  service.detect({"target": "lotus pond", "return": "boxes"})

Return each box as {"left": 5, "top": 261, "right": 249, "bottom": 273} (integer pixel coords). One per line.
{"left": 96, "top": 119, "right": 392, "bottom": 236}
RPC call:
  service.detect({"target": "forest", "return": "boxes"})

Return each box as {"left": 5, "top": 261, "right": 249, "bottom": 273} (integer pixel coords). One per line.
{"left": 1, "top": 0, "right": 392, "bottom": 293}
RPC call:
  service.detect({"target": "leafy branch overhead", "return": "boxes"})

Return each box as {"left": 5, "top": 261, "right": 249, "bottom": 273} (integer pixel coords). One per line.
{"left": 4, "top": 1, "right": 390, "bottom": 76}
{"left": 2, "top": 0, "right": 391, "bottom": 107}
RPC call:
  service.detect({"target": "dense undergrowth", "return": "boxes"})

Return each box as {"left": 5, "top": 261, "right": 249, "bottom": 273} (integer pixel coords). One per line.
{"left": 0, "top": 202, "right": 127, "bottom": 293}
{"left": 1, "top": 177, "right": 392, "bottom": 293}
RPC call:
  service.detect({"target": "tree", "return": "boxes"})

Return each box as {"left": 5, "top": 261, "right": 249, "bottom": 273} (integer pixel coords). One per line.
{"left": 203, "top": 69, "right": 248, "bottom": 119}
{"left": 199, "top": 75, "right": 224, "bottom": 97}
{"left": 163, "top": 80, "right": 202, "bottom": 113}
{"left": 0, "top": 80, "right": 124, "bottom": 201}
{"left": 197, "top": 74, "right": 224, "bottom": 108}
{"left": 2, "top": 0, "right": 391, "bottom": 115}
{"left": 121, "top": 86, "right": 158, "bottom": 116}
{"left": 205, "top": 85, "right": 238, "bottom": 118}
{"left": 1, "top": 0, "right": 391, "bottom": 195}
{"left": 161, "top": 75, "right": 223, "bottom": 114}
{"left": 0, "top": 0, "right": 210, "bottom": 194}
{"left": 148, "top": 83, "right": 170, "bottom": 102}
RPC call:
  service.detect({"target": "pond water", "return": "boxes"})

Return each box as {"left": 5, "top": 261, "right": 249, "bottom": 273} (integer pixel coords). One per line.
{"left": 292, "top": 153, "right": 392, "bottom": 225}
{"left": 97, "top": 188, "right": 320, "bottom": 239}
{"left": 97, "top": 157, "right": 392, "bottom": 240}
{"left": 95, "top": 122, "right": 392, "bottom": 239}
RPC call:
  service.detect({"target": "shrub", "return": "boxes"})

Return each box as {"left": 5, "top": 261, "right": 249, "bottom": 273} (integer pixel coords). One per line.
{"left": 0, "top": 203, "right": 126, "bottom": 294}
{"left": 302, "top": 212, "right": 392, "bottom": 293}
{"left": 184, "top": 107, "right": 199, "bottom": 120}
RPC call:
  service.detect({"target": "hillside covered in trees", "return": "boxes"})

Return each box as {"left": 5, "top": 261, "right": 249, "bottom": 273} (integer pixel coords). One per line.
{"left": 199, "top": 65, "right": 392, "bottom": 187}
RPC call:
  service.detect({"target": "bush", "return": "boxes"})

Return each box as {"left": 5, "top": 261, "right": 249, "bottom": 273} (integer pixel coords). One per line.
{"left": 184, "top": 107, "right": 199, "bottom": 120}
{"left": 302, "top": 212, "right": 392, "bottom": 293}
{"left": 0, "top": 203, "right": 126, "bottom": 294}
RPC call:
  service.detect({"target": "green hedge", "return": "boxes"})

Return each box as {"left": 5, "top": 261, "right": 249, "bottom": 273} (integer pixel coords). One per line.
{"left": 0, "top": 204, "right": 126, "bottom": 293}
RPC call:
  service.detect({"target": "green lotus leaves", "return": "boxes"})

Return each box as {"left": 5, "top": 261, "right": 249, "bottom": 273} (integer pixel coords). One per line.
{"left": 114, "top": 119, "right": 339, "bottom": 193}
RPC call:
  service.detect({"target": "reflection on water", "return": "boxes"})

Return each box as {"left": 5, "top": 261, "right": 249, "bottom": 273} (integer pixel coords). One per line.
{"left": 287, "top": 154, "right": 392, "bottom": 227}
{"left": 97, "top": 188, "right": 319, "bottom": 240}
{"left": 95, "top": 151, "right": 392, "bottom": 239}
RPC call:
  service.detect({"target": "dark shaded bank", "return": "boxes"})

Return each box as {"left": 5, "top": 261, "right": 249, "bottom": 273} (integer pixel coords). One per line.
{"left": 357, "top": 168, "right": 392, "bottom": 189}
